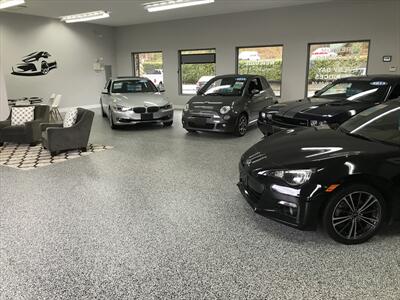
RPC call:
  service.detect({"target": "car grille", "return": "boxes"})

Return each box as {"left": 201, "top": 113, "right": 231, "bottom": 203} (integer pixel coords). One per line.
{"left": 188, "top": 122, "right": 214, "bottom": 129}
{"left": 133, "top": 107, "right": 146, "bottom": 113}
{"left": 272, "top": 115, "right": 309, "bottom": 127}
{"left": 147, "top": 106, "right": 160, "bottom": 113}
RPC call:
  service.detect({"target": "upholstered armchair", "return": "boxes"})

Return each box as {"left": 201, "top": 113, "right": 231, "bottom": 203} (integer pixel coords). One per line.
{"left": 41, "top": 108, "right": 94, "bottom": 156}
{"left": 0, "top": 105, "right": 50, "bottom": 146}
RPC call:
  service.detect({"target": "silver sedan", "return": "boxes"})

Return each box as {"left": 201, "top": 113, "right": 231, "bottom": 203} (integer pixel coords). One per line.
{"left": 100, "top": 77, "right": 173, "bottom": 129}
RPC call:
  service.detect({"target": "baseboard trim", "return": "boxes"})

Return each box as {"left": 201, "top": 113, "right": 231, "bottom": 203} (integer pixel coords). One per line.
{"left": 59, "top": 104, "right": 100, "bottom": 112}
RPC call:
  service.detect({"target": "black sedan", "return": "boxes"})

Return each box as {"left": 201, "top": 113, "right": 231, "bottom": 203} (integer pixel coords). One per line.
{"left": 258, "top": 75, "right": 400, "bottom": 136}
{"left": 238, "top": 99, "right": 400, "bottom": 244}
{"left": 182, "top": 74, "right": 277, "bottom": 136}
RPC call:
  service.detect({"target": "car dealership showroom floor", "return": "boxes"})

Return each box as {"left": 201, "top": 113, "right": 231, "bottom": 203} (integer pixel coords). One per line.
{"left": 1, "top": 110, "right": 399, "bottom": 299}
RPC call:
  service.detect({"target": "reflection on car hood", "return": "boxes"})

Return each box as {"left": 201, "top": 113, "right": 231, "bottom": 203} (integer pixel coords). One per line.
{"left": 243, "top": 127, "right": 394, "bottom": 170}
{"left": 111, "top": 93, "right": 168, "bottom": 107}
{"left": 188, "top": 95, "right": 238, "bottom": 109}
{"left": 266, "top": 97, "right": 375, "bottom": 119}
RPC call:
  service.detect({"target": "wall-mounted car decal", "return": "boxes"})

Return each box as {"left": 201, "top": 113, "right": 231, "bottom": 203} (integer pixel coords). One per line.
{"left": 11, "top": 51, "right": 57, "bottom": 76}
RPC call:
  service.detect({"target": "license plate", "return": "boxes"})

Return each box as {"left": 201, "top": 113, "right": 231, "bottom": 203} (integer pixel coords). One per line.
{"left": 141, "top": 113, "right": 153, "bottom": 120}
{"left": 191, "top": 117, "right": 207, "bottom": 125}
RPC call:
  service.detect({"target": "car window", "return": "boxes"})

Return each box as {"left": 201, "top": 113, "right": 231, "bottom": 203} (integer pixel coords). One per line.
{"left": 202, "top": 77, "right": 247, "bottom": 96}
{"left": 388, "top": 84, "right": 400, "bottom": 100}
{"left": 341, "top": 105, "right": 400, "bottom": 146}
{"left": 248, "top": 78, "right": 262, "bottom": 93}
{"left": 316, "top": 80, "right": 390, "bottom": 101}
{"left": 111, "top": 79, "right": 157, "bottom": 93}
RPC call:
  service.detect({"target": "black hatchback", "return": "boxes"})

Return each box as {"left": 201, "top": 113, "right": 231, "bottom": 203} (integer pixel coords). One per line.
{"left": 182, "top": 74, "right": 277, "bottom": 136}
{"left": 258, "top": 75, "right": 400, "bottom": 136}
{"left": 239, "top": 99, "right": 400, "bottom": 244}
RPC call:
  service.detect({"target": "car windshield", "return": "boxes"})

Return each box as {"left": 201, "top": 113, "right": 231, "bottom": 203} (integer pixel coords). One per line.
{"left": 201, "top": 77, "right": 248, "bottom": 96}
{"left": 340, "top": 104, "right": 400, "bottom": 146}
{"left": 315, "top": 80, "right": 390, "bottom": 102}
{"left": 111, "top": 79, "right": 157, "bottom": 93}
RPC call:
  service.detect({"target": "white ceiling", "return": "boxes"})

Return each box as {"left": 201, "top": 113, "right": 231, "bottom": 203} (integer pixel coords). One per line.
{"left": 3, "top": 0, "right": 331, "bottom": 27}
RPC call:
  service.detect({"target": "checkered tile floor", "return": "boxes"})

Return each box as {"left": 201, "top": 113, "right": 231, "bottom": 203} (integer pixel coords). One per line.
{"left": 0, "top": 143, "right": 113, "bottom": 170}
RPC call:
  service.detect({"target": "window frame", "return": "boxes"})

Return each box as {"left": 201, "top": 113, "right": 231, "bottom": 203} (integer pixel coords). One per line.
{"left": 235, "top": 44, "right": 284, "bottom": 97}
{"left": 131, "top": 51, "right": 163, "bottom": 77}
{"left": 178, "top": 48, "right": 216, "bottom": 95}
{"left": 304, "top": 39, "right": 371, "bottom": 98}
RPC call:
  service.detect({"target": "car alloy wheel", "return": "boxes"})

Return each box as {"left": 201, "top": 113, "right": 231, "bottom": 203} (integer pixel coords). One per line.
{"left": 109, "top": 108, "right": 116, "bottom": 129}
{"left": 41, "top": 62, "right": 49, "bottom": 75}
{"left": 324, "top": 185, "right": 384, "bottom": 244}
{"left": 234, "top": 114, "right": 248, "bottom": 137}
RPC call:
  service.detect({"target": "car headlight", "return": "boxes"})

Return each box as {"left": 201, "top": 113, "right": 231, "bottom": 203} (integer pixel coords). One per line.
{"left": 258, "top": 169, "right": 314, "bottom": 186}
{"left": 260, "top": 112, "right": 266, "bottom": 119}
{"left": 220, "top": 106, "right": 231, "bottom": 114}
{"left": 162, "top": 103, "right": 172, "bottom": 110}
{"left": 114, "top": 104, "right": 131, "bottom": 112}
{"left": 183, "top": 103, "right": 189, "bottom": 112}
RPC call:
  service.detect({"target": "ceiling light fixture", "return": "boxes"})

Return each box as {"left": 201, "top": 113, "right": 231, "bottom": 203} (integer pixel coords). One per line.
{"left": 144, "top": 0, "right": 214, "bottom": 13}
{"left": 60, "top": 10, "right": 110, "bottom": 23}
{"left": 0, "top": 0, "right": 25, "bottom": 10}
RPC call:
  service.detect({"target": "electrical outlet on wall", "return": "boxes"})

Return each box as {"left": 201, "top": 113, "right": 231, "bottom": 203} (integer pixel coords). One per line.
{"left": 389, "top": 66, "right": 397, "bottom": 72}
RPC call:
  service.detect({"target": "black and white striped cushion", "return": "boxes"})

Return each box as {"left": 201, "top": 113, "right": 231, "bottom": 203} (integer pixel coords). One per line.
{"left": 11, "top": 106, "right": 35, "bottom": 126}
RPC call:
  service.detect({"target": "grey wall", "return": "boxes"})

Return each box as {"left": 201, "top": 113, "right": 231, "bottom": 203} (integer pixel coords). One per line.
{"left": 115, "top": 0, "right": 400, "bottom": 105}
{"left": 0, "top": 12, "right": 116, "bottom": 108}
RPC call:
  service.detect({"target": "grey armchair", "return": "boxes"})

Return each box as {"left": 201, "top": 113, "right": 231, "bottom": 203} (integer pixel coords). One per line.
{"left": 41, "top": 108, "right": 94, "bottom": 156}
{"left": 0, "top": 105, "right": 50, "bottom": 146}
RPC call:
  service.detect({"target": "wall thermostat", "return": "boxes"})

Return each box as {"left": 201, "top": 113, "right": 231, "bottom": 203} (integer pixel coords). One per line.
{"left": 382, "top": 55, "right": 392, "bottom": 62}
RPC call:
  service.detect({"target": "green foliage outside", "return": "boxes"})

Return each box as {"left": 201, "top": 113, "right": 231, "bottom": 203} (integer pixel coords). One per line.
{"left": 238, "top": 60, "right": 282, "bottom": 82}
{"left": 308, "top": 57, "right": 368, "bottom": 80}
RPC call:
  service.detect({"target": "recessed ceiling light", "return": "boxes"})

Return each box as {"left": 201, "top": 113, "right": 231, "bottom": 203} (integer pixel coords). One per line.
{"left": 60, "top": 10, "right": 110, "bottom": 23}
{"left": 0, "top": 0, "right": 25, "bottom": 10}
{"left": 144, "top": 0, "right": 215, "bottom": 13}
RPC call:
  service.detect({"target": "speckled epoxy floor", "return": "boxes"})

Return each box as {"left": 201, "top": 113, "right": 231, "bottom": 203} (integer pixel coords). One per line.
{"left": 1, "top": 110, "right": 399, "bottom": 299}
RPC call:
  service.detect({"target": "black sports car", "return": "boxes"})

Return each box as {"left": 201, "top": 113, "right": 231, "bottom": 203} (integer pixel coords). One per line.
{"left": 238, "top": 99, "right": 400, "bottom": 244}
{"left": 12, "top": 51, "right": 57, "bottom": 76}
{"left": 258, "top": 75, "right": 400, "bottom": 136}
{"left": 182, "top": 74, "right": 277, "bottom": 136}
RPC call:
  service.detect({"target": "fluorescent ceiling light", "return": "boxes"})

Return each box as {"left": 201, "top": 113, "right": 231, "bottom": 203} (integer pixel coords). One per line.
{"left": 60, "top": 10, "right": 110, "bottom": 23}
{"left": 0, "top": 0, "right": 25, "bottom": 10}
{"left": 144, "top": 0, "right": 214, "bottom": 12}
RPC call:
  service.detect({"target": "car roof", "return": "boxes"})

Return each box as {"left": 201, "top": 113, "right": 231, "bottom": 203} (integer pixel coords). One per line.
{"left": 337, "top": 74, "right": 400, "bottom": 84}
{"left": 212, "top": 74, "right": 263, "bottom": 80}
{"left": 111, "top": 76, "right": 149, "bottom": 81}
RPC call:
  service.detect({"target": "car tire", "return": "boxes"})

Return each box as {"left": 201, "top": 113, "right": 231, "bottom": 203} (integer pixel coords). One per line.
{"left": 41, "top": 61, "right": 49, "bottom": 75}
{"left": 323, "top": 184, "right": 386, "bottom": 245}
{"left": 108, "top": 108, "right": 117, "bottom": 130}
{"left": 100, "top": 99, "right": 107, "bottom": 117}
{"left": 233, "top": 113, "right": 248, "bottom": 137}
{"left": 163, "top": 121, "right": 173, "bottom": 127}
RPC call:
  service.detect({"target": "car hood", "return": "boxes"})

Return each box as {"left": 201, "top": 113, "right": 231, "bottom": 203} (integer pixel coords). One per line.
{"left": 242, "top": 127, "right": 394, "bottom": 170}
{"left": 111, "top": 93, "right": 168, "bottom": 107}
{"left": 188, "top": 95, "right": 238, "bottom": 109}
{"left": 266, "top": 97, "right": 374, "bottom": 119}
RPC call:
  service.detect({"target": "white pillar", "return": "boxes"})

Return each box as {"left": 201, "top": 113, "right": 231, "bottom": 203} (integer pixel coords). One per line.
{"left": 0, "top": 60, "right": 9, "bottom": 120}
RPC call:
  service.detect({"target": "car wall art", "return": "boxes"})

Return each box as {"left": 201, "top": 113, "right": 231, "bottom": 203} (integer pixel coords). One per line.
{"left": 11, "top": 51, "right": 57, "bottom": 76}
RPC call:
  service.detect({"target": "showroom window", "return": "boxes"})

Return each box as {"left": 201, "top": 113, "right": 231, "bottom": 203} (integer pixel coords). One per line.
{"left": 237, "top": 45, "right": 283, "bottom": 96}
{"left": 306, "top": 40, "right": 370, "bottom": 96}
{"left": 132, "top": 51, "right": 164, "bottom": 88}
{"left": 179, "top": 49, "right": 216, "bottom": 95}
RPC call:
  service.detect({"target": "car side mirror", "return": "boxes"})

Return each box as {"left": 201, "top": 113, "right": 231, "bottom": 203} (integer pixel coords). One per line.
{"left": 314, "top": 90, "right": 320, "bottom": 96}
{"left": 102, "top": 88, "right": 109, "bottom": 95}
{"left": 158, "top": 83, "right": 165, "bottom": 93}
{"left": 250, "top": 89, "right": 260, "bottom": 96}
